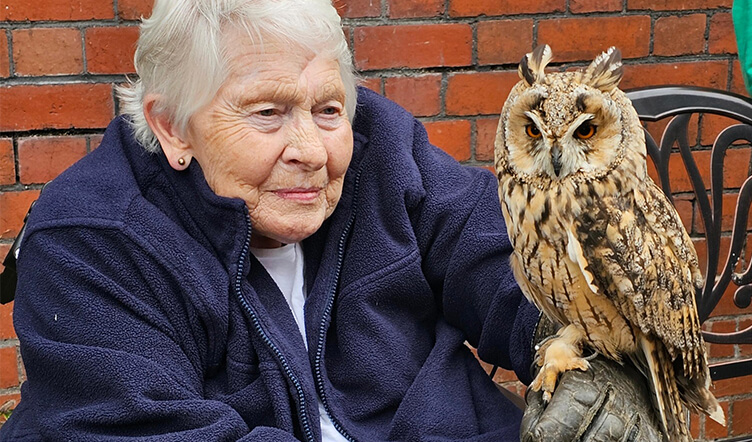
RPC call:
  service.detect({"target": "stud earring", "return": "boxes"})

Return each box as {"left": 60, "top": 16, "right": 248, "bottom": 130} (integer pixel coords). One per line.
{"left": 178, "top": 157, "right": 186, "bottom": 166}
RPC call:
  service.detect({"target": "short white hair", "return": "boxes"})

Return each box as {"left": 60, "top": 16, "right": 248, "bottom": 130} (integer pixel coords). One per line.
{"left": 118, "top": 0, "right": 358, "bottom": 152}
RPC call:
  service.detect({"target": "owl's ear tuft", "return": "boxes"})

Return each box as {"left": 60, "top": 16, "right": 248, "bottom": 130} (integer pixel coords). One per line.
{"left": 583, "top": 47, "right": 623, "bottom": 92}
{"left": 519, "top": 44, "right": 553, "bottom": 86}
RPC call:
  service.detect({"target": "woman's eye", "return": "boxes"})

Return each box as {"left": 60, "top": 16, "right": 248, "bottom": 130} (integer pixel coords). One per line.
{"left": 575, "top": 122, "right": 596, "bottom": 139}
{"left": 257, "top": 109, "right": 276, "bottom": 117}
{"left": 319, "top": 106, "right": 340, "bottom": 116}
{"left": 525, "top": 124, "right": 541, "bottom": 138}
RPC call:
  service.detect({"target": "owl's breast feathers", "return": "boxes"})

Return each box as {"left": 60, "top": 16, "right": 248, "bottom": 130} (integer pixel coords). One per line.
{"left": 500, "top": 172, "right": 707, "bottom": 379}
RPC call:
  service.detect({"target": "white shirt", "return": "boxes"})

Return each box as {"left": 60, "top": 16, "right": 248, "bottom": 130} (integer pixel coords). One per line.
{"left": 251, "top": 243, "right": 348, "bottom": 442}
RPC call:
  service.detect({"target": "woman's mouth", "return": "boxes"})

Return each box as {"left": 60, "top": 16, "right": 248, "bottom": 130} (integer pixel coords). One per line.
{"left": 273, "top": 187, "right": 322, "bottom": 201}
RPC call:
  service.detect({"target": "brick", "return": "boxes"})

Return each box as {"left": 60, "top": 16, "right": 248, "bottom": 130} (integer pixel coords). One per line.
{"left": 0, "top": 347, "right": 18, "bottom": 389}
{"left": 710, "top": 374, "right": 752, "bottom": 398}
{"left": 740, "top": 318, "right": 752, "bottom": 357}
{"left": 709, "top": 13, "right": 737, "bottom": 55}
{"left": 696, "top": 191, "right": 741, "bottom": 234}
{"left": 706, "top": 401, "right": 730, "bottom": 439}
{"left": 490, "top": 366, "right": 516, "bottom": 383}
{"left": 653, "top": 14, "right": 706, "bottom": 57}
{"left": 621, "top": 61, "right": 728, "bottom": 90}
{"left": 118, "top": 0, "right": 153, "bottom": 20}
{"left": 663, "top": 149, "right": 750, "bottom": 197}
{"left": 537, "top": 16, "right": 651, "bottom": 62}
{"left": 692, "top": 236, "right": 730, "bottom": 276}
{"left": 732, "top": 397, "right": 752, "bottom": 436}
{"left": 0, "top": 245, "right": 8, "bottom": 272}
{"left": 89, "top": 134, "right": 105, "bottom": 151}
{"left": 12, "top": 28, "right": 83, "bottom": 76}
{"left": 384, "top": 74, "right": 442, "bottom": 117}
{"left": 628, "top": 0, "right": 731, "bottom": 10}
{"left": 388, "top": 0, "right": 443, "bottom": 18}
{"left": 360, "top": 77, "right": 382, "bottom": 95}
{"left": 664, "top": 150, "right": 709, "bottom": 194}
{"left": 689, "top": 412, "right": 700, "bottom": 439}
{"left": 673, "top": 194, "right": 693, "bottom": 231}
{"left": 704, "top": 320, "right": 736, "bottom": 359}
{"left": 476, "top": 117, "right": 499, "bottom": 161}
{"left": 0, "top": 303, "right": 14, "bottom": 340}
{"left": 445, "top": 71, "right": 519, "bottom": 116}
{"left": 353, "top": 24, "right": 472, "bottom": 70}
{"left": 333, "top": 0, "right": 381, "bottom": 18}
{"left": 86, "top": 27, "right": 139, "bottom": 74}
{"left": 698, "top": 114, "right": 749, "bottom": 146}
{"left": 18, "top": 136, "right": 88, "bottom": 184}
{"left": 0, "top": 393, "right": 20, "bottom": 416}
{"left": 0, "top": 242, "right": 8, "bottom": 280}
{"left": 424, "top": 119, "right": 472, "bottom": 161}
{"left": 1, "top": 0, "right": 115, "bottom": 21}
{"left": 732, "top": 60, "right": 750, "bottom": 97}
{"left": 449, "top": 0, "right": 565, "bottom": 17}
{"left": 0, "top": 139, "right": 14, "bottom": 186}
{"left": 477, "top": 20, "right": 533, "bottom": 66}
{"left": 0, "top": 84, "right": 114, "bottom": 132}
{"left": 570, "top": 0, "right": 622, "bottom": 13}
{"left": 0, "top": 32, "right": 9, "bottom": 78}
{"left": 0, "top": 190, "right": 41, "bottom": 240}
{"left": 492, "top": 367, "right": 521, "bottom": 384}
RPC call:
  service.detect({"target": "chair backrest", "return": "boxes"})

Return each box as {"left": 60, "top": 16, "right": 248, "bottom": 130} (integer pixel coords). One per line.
{"left": 625, "top": 86, "right": 752, "bottom": 382}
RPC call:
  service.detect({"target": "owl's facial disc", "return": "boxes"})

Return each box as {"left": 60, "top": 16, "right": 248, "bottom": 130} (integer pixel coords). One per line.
{"left": 503, "top": 82, "right": 624, "bottom": 183}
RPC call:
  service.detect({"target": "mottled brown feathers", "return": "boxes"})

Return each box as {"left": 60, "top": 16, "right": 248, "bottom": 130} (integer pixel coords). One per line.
{"left": 496, "top": 46, "right": 723, "bottom": 441}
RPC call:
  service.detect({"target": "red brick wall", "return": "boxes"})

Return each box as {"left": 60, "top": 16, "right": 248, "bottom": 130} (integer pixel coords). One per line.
{"left": 0, "top": 0, "right": 750, "bottom": 439}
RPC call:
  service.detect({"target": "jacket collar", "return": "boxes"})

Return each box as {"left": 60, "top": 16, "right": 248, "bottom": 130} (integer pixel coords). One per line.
{"left": 115, "top": 116, "right": 250, "bottom": 272}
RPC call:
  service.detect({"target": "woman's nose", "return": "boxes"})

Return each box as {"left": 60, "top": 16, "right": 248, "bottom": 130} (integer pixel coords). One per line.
{"left": 282, "top": 115, "right": 328, "bottom": 170}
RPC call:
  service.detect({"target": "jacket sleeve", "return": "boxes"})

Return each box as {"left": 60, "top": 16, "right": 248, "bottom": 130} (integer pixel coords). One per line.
{"left": 408, "top": 120, "right": 540, "bottom": 385}
{"left": 2, "top": 225, "right": 298, "bottom": 442}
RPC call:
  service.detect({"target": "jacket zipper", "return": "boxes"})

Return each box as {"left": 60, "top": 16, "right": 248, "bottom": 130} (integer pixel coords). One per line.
{"left": 313, "top": 169, "right": 362, "bottom": 442}
{"left": 233, "top": 212, "right": 316, "bottom": 442}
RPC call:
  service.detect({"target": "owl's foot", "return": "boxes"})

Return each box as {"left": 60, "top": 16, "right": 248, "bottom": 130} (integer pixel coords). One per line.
{"left": 530, "top": 324, "right": 588, "bottom": 403}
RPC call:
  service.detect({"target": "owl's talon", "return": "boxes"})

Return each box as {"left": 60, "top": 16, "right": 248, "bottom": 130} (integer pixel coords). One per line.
{"left": 583, "top": 350, "right": 600, "bottom": 362}
{"left": 534, "top": 334, "right": 558, "bottom": 352}
{"left": 530, "top": 324, "right": 588, "bottom": 401}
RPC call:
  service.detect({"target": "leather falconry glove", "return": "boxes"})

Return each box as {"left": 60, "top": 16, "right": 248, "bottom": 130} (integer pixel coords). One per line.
{"left": 520, "top": 317, "right": 666, "bottom": 442}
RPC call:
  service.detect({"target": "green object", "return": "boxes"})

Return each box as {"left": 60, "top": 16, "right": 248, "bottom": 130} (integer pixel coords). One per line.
{"left": 734, "top": 0, "right": 752, "bottom": 95}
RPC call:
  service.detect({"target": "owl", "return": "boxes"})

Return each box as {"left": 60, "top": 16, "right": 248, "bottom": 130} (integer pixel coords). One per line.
{"left": 495, "top": 45, "right": 725, "bottom": 441}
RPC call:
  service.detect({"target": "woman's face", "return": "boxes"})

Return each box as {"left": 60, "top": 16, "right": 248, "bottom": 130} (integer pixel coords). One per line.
{"left": 184, "top": 32, "right": 353, "bottom": 248}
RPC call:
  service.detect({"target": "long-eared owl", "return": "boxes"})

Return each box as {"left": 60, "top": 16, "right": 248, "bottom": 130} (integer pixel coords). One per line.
{"left": 494, "top": 45, "right": 724, "bottom": 441}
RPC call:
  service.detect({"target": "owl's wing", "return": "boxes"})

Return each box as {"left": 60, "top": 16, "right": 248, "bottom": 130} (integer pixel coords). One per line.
{"left": 573, "top": 181, "right": 706, "bottom": 379}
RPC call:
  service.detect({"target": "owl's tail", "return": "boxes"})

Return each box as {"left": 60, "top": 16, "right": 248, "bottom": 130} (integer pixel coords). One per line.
{"left": 636, "top": 334, "right": 692, "bottom": 442}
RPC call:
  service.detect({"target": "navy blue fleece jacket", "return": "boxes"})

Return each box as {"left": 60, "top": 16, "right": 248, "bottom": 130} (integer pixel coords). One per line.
{"left": 1, "top": 87, "right": 539, "bottom": 441}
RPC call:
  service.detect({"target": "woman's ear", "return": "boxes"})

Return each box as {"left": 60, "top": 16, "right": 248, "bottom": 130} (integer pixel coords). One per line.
{"left": 143, "top": 95, "right": 193, "bottom": 170}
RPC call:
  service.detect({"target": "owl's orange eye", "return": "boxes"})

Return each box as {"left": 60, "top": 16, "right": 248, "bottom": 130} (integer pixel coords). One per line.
{"left": 525, "top": 124, "right": 542, "bottom": 138}
{"left": 575, "top": 123, "right": 596, "bottom": 140}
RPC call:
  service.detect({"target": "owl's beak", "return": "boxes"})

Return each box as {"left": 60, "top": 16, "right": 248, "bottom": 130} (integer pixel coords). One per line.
{"left": 551, "top": 145, "right": 562, "bottom": 177}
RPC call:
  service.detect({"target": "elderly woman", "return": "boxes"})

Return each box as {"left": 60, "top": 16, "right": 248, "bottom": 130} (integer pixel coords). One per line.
{"left": 1, "top": 0, "right": 662, "bottom": 441}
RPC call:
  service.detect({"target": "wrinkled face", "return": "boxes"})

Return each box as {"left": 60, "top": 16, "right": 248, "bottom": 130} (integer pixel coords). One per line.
{"left": 503, "top": 75, "right": 624, "bottom": 181}
{"left": 185, "top": 31, "right": 353, "bottom": 248}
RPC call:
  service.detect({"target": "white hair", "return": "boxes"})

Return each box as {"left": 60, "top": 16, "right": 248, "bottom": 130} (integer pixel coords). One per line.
{"left": 117, "top": 0, "right": 358, "bottom": 152}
